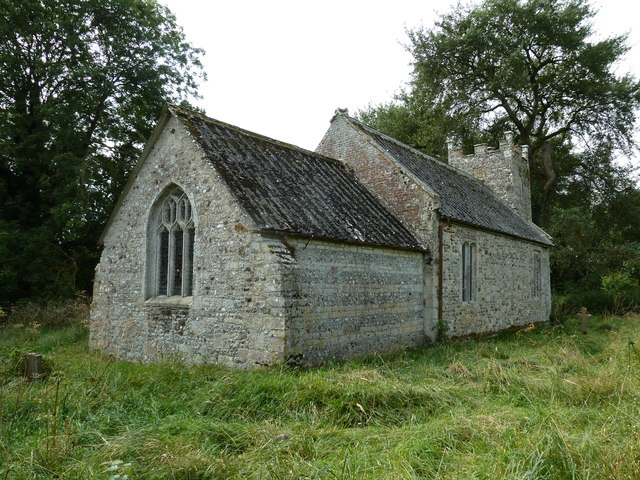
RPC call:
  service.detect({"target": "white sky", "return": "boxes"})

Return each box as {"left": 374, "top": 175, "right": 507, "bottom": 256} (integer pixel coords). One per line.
{"left": 161, "top": 0, "right": 640, "bottom": 154}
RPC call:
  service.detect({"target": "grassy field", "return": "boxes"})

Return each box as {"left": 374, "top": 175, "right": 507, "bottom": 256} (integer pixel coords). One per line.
{"left": 1, "top": 311, "right": 640, "bottom": 479}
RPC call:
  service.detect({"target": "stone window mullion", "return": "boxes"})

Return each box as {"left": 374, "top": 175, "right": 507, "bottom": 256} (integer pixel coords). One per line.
{"left": 149, "top": 186, "right": 195, "bottom": 299}
{"left": 167, "top": 226, "right": 175, "bottom": 295}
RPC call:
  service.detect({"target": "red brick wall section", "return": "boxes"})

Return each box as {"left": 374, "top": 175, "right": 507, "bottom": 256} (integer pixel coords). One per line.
{"left": 316, "top": 116, "right": 437, "bottom": 248}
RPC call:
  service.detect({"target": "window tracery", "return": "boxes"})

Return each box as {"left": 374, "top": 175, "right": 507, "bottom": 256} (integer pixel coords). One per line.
{"left": 152, "top": 186, "right": 195, "bottom": 297}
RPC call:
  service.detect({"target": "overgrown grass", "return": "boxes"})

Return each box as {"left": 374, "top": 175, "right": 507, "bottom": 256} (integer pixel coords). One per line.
{"left": 2, "top": 311, "right": 640, "bottom": 479}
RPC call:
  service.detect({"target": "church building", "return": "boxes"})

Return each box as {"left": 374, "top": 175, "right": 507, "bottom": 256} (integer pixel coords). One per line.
{"left": 90, "top": 106, "right": 551, "bottom": 367}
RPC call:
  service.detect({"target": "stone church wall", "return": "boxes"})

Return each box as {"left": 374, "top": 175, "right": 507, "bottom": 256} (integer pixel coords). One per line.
{"left": 92, "top": 110, "right": 552, "bottom": 369}
{"left": 91, "top": 116, "right": 432, "bottom": 368}
{"left": 90, "top": 116, "right": 287, "bottom": 368}
{"left": 316, "top": 115, "right": 439, "bottom": 249}
{"left": 316, "top": 115, "right": 440, "bottom": 343}
{"left": 440, "top": 223, "right": 551, "bottom": 336}
{"left": 282, "top": 239, "right": 430, "bottom": 365}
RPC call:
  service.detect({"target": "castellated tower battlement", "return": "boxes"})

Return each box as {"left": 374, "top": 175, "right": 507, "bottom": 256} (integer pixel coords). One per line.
{"left": 447, "top": 133, "right": 532, "bottom": 222}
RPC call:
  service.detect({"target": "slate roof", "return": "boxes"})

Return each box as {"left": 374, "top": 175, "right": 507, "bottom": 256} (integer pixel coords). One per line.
{"left": 170, "top": 106, "right": 424, "bottom": 252}
{"left": 344, "top": 115, "right": 552, "bottom": 246}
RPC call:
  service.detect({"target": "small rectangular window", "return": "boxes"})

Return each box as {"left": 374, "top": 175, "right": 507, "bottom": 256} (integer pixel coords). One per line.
{"left": 462, "top": 242, "right": 476, "bottom": 301}
{"left": 533, "top": 252, "right": 541, "bottom": 298}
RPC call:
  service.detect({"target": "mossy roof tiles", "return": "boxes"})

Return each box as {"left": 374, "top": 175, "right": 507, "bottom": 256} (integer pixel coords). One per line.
{"left": 347, "top": 117, "right": 552, "bottom": 246}
{"left": 171, "top": 106, "right": 425, "bottom": 252}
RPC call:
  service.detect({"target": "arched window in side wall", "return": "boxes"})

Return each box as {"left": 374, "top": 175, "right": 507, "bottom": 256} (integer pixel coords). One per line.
{"left": 153, "top": 187, "right": 195, "bottom": 297}
{"left": 462, "top": 242, "right": 476, "bottom": 302}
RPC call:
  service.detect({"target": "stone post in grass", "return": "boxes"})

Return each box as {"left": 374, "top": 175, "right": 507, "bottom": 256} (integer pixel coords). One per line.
{"left": 23, "top": 353, "right": 44, "bottom": 381}
{"left": 577, "top": 307, "right": 591, "bottom": 335}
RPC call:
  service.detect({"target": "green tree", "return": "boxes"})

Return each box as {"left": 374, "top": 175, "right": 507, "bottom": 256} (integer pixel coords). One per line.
{"left": 358, "top": 100, "right": 450, "bottom": 159}
{"left": 374, "top": 0, "right": 640, "bottom": 214}
{"left": 0, "top": 0, "right": 204, "bottom": 303}
{"left": 546, "top": 145, "right": 640, "bottom": 310}
{"left": 358, "top": 88, "right": 491, "bottom": 161}
{"left": 359, "top": 0, "right": 640, "bottom": 308}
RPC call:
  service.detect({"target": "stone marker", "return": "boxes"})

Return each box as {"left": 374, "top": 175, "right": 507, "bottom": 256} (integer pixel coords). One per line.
{"left": 577, "top": 307, "right": 591, "bottom": 335}
{"left": 23, "top": 353, "right": 44, "bottom": 381}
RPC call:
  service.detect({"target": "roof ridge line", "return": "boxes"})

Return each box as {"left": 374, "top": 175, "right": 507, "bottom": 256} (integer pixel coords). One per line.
{"left": 168, "top": 104, "right": 345, "bottom": 166}
{"left": 341, "top": 113, "right": 485, "bottom": 184}
{"left": 333, "top": 112, "right": 551, "bottom": 246}
{"left": 341, "top": 114, "right": 538, "bottom": 218}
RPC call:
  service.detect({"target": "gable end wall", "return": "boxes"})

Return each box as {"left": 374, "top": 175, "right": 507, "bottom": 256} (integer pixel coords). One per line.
{"left": 317, "top": 116, "right": 439, "bottom": 249}
{"left": 90, "top": 116, "right": 288, "bottom": 368}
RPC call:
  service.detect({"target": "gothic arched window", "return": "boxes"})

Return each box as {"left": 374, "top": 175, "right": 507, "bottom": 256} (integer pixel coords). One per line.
{"left": 152, "top": 186, "right": 195, "bottom": 297}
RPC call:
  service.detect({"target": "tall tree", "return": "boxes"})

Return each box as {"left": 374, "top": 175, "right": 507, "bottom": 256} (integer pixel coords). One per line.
{"left": 0, "top": 0, "right": 204, "bottom": 303}
{"left": 405, "top": 0, "right": 639, "bottom": 210}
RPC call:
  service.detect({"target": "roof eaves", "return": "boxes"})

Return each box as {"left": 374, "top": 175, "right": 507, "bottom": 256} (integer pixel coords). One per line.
{"left": 170, "top": 105, "right": 426, "bottom": 253}
{"left": 340, "top": 113, "right": 553, "bottom": 247}
{"left": 258, "top": 228, "right": 428, "bottom": 253}
{"left": 440, "top": 215, "right": 553, "bottom": 247}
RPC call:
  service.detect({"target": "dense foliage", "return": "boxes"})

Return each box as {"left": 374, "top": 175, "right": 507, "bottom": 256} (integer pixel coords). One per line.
{"left": 410, "top": 0, "right": 640, "bottom": 202}
{"left": 0, "top": 0, "right": 204, "bottom": 304}
{"left": 547, "top": 145, "right": 640, "bottom": 311}
{"left": 359, "top": 0, "right": 640, "bottom": 311}
{"left": 2, "top": 309, "right": 640, "bottom": 478}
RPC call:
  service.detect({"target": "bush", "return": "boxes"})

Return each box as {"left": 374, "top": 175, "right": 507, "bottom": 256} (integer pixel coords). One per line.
{"left": 552, "top": 290, "right": 615, "bottom": 318}
{"left": 2, "top": 292, "right": 89, "bottom": 328}
{"left": 602, "top": 271, "right": 640, "bottom": 313}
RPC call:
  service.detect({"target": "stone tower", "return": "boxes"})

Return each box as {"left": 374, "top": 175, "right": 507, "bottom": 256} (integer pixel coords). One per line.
{"left": 447, "top": 133, "right": 532, "bottom": 221}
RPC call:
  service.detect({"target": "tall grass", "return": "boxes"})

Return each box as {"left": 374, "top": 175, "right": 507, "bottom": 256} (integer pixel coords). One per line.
{"left": 2, "top": 308, "right": 640, "bottom": 478}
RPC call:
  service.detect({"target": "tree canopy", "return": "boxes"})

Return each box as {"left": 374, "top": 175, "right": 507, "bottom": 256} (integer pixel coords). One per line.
{"left": 359, "top": 0, "right": 640, "bottom": 310}
{"left": 0, "top": 0, "right": 204, "bottom": 304}
{"left": 364, "top": 0, "right": 640, "bottom": 204}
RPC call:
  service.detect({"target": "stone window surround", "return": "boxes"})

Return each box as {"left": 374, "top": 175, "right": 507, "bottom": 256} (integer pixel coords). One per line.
{"left": 146, "top": 183, "right": 196, "bottom": 302}
{"left": 533, "top": 251, "right": 542, "bottom": 298}
{"left": 461, "top": 241, "right": 477, "bottom": 302}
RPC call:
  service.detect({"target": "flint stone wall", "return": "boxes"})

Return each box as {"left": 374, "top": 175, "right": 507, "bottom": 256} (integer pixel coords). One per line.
{"left": 316, "top": 114, "right": 439, "bottom": 342}
{"left": 448, "top": 137, "right": 532, "bottom": 222}
{"left": 90, "top": 116, "right": 287, "bottom": 368}
{"left": 91, "top": 116, "right": 430, "bottom": 368}
{"left": 282, "top": 239, "right": 431, "bottom": 365}
{"left": 440, "top": 223, "right": 551, "bottom": 336}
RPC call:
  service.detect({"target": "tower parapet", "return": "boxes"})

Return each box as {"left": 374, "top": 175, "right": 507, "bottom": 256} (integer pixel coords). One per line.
{"left": 447, "top": 134, "right": 532, "bottom": 221}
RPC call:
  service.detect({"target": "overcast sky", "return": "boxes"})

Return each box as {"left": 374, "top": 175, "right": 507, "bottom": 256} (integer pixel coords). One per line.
{"left": 160, "top": 0, "right": 640, "bottom": 155}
